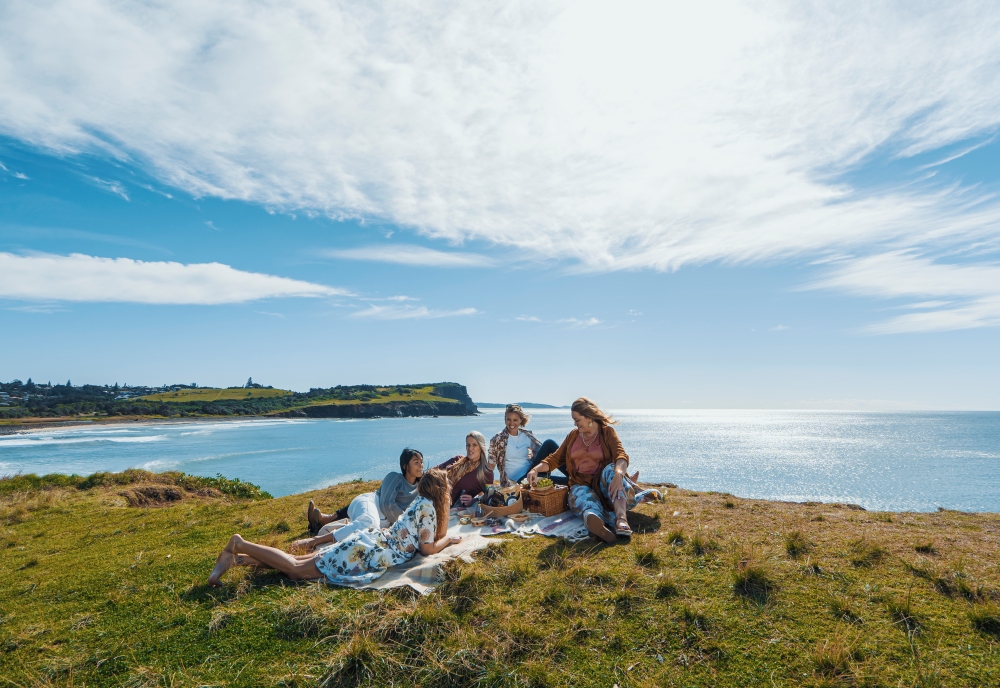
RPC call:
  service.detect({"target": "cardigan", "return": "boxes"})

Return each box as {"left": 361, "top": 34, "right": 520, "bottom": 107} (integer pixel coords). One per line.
{"left": 489, "top": 427, "right": 541, "bottom": 485}
{"left": 541, "top": 425, "right": 629, "bottom": 510}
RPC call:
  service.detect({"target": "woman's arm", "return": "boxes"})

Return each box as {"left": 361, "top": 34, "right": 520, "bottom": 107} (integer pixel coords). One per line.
{"left": 419, "top": 534, "right": 462, "bottom": 556}
{"left": 526, "top": 432, "right": 573, "bottom": 486}
{"left": 291, "top": 532, "right": 335, "bottom": 551}
{"left": 606, "top": 427, "right": 631, "bottom": 499}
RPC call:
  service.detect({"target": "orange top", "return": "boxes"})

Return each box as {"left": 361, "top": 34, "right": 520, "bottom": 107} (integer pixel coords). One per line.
{"left": 570, "top": 433, "right": 604, "bottom": 475}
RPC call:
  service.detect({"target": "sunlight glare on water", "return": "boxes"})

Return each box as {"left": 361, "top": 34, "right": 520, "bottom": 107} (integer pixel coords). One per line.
{"left": 1, "top": 409, "right": 997, "bottom": 512}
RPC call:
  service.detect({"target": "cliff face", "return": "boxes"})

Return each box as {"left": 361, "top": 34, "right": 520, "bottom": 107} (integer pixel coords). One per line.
{"left": 277, "top": 399, "right": 472, "bottom": 419}
{"left": 430, "top": 383, "right": 479, "bottom": 415}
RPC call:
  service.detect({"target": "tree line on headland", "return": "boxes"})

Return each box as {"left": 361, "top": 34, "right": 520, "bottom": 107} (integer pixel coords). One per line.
{"left": 0, "top": 378, "right": 478, "bottom": 420}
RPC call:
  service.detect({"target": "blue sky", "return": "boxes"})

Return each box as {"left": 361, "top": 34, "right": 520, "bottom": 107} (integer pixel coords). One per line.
{"left": 1, "top": 2, "right": 1000, "bottom": 408}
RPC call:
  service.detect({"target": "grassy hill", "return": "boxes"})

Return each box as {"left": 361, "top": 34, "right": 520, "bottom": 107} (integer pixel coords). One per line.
{"left": 1, "top": 473, "right": 999, "bottom": 686}
{"left": 139, "top": 388, "right": 293, "bottom": 403}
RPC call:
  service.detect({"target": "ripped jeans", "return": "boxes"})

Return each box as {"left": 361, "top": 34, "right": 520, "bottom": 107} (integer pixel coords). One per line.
{"left": 568, "top": 464, "right": 660, "bottom": 527}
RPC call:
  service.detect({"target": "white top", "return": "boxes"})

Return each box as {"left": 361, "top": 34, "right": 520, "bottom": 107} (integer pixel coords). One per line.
{"left": 504, "top": 431, "right": 533, "bottom": 482}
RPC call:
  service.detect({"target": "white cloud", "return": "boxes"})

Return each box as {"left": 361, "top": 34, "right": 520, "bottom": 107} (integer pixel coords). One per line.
{"left": 1, "top": 1, "right": 1000, "bottom": 326}
{"left": 813, "top": 252, "right": 1000, "bottom": 333}
{"left": 516, "top": 315, "right": 541, "bottom": 322}
{"left": 0, "top": 252, "right": 347, "bottom": 304}
{"left": 325, "top": 245, "right": 492, "bottom": 267}
{"left": 87, "top": 177, "right": 129, "bottom": 200}
{"left": 13, "top": 172, "right": 28, "bottom": 180}
{"left": 350, "top": 304, "right": 478, "bottom": 320}
{"left": 558, "top": 317, "right": 602, "bottom": 328}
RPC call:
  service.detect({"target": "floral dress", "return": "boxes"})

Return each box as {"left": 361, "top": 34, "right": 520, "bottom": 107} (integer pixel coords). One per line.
{"left": 315, "top": 495, "right": 437, "bottom": 586}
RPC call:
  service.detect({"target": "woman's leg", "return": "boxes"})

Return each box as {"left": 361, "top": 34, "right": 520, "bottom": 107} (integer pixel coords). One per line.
{"left": 328, "top": 492, "right": 380, "bottom": 542}
{"left": 208, "top": 534, "right": 322, "bottom": 586}
{"left": 530, "top": 440, "right": 568, "bottom": 485}
{"left": 568, "top": 484, "right": 616, "bottom": 543}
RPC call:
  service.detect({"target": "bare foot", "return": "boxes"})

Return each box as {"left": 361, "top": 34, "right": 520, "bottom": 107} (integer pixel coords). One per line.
{"left": 208, "top": 534, "right": 241, "bottom": 586}
{"left": 586, "top": 514, "right": 616, "bottom": 543}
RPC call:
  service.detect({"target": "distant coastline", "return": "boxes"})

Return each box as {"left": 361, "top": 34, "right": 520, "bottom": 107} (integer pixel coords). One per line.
{"left": 0, "top": 380, "right": 479, "bottom": 425}
{"left": 475, "top": 402, "right": 568, "bottom": 409}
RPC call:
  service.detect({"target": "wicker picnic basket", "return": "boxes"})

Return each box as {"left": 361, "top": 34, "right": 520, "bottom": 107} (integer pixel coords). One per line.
{"left": 524, "top": 484, "right": 568, "bottom": 517}
{"left": 479, "top": 485, "right": 524, "bottom": 518}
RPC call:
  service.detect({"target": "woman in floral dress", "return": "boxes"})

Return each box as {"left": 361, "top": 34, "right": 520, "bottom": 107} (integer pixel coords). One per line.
{"left": 207, "top": 468, "right": 460, "bottom": 587}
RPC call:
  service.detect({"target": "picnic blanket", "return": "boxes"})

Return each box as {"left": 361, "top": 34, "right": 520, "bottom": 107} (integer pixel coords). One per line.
{"left": 325, "top": 508, "right": 589, "bottom": 594}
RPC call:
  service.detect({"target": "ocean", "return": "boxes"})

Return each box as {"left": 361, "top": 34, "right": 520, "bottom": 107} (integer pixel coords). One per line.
{"left": 1, "top": 409, "right": 997, "bottom": 512}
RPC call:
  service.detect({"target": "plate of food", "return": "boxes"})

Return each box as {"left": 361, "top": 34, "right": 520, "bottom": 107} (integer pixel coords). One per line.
{"left": 511, "top": 512, "right": 531, "bottom": 524}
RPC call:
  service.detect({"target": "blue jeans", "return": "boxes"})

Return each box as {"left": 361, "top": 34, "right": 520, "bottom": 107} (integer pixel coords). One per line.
{"left": 532, "top": 439, "right": 567, "bottom": 485}
{"left": 568, "top": 464, "right": 659, "bottom": 526}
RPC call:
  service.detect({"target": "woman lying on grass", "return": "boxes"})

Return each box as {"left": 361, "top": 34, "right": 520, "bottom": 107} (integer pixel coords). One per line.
{"left": 527, "top": 397, "right": 660, "bottom": 543}
{"left": 208, "top": 468, "right": 461, "bottom": 587}
{"left": 305, "top": 448, "right": 424, "bottom": 540}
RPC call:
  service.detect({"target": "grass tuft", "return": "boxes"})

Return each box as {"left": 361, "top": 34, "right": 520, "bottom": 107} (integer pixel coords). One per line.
{"left": 784, "top": 530, "right": 812, "bottom": 558}
{"left": 886, "top": 593, "right": 923, "bottom": 635}
{"left": 969, "top": 604, "right": 1000, "bottom": 639}
{"left": 813, "top": 631, "right": 861, "bottom": 679}
{"left": 634, "top": 547, "right": 660, "bottom": 568}
{"left": 848, "top": 537, "right": 887, "bottom": 568}
{"left": 827, "top": 593, "right": 863, "bottom": 624}
{"left": 724, "top": 499, "right": 735, "bottom": 509}
{"left": 732, "top": 549, "right": 776, "bottom": 604}
{"left": 689, "top": 532, "right": 719, "bottom": 556}
{"left": 665, "top": 529, "right": 685, "bottom": 546}
{"left": 914, "top": 542, "right": 937, "bottom": 555}
{"left": 655, "top": 578, "right": 680, "bottom": 599}
{"left": 904, "top": 559, "right": 935, "bottom": 580}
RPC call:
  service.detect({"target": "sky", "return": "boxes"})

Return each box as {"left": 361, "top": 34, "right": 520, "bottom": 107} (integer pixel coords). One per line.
{"left": 1, "top": 1, "right": 1000, "bottom": 409}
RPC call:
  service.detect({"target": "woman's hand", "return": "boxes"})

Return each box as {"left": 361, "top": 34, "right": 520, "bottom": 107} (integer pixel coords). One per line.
{"left": 526, "top": 466, "right": 542, "bottom": 487}
{"left": 291, "top": 537, "right": 316, "bottom": 552}
{"left": 448, "top": 535, "right": 463, "bottom": 546}
{"left": 459, "top": 494, "right": 474, "bottom": 506}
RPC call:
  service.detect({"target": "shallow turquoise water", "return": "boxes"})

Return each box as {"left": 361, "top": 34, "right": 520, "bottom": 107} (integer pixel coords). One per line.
{"left": 1, "top": 409, "right": 998, "bottom": 512}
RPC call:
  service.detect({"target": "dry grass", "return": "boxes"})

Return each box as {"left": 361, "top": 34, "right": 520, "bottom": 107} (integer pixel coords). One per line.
{"left": 3, "top": 479, "right": 1000, "bottom": 686}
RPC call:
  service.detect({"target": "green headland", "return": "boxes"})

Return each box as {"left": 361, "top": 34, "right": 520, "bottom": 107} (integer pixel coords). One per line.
{"left": 1, "top": 470, "right": 998, "bottom": 686}
{"left": 0, "top": 379, "right": 478, "bottom": 427}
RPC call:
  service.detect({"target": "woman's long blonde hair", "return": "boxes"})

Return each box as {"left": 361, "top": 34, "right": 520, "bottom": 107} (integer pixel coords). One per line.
{"left": 467, "top": 430, "right": 490, "bottom": 487}
{"left": 571, "top": 397, "right": 616, "bottom": 427}
{"left": 418, "top": 468, "right": 451, "bottom": 540}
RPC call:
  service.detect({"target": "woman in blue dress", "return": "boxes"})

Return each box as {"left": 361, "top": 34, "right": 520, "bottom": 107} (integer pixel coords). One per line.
{"left": 208, "top": 468, "right": 460, "bottom": 587}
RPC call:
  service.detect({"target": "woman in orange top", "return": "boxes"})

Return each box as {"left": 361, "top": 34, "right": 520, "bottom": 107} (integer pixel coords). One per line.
{"left": 527, "top": 397, "right": 660, "bottom": 542}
